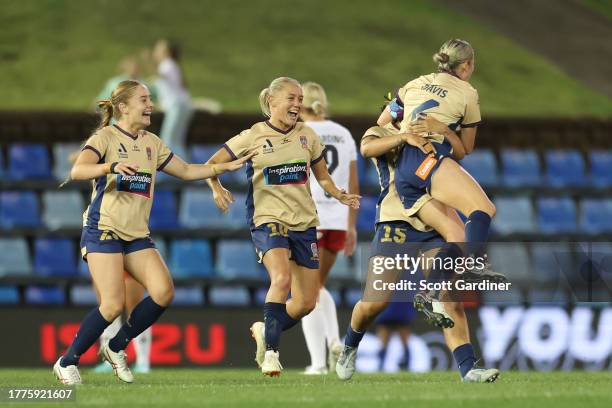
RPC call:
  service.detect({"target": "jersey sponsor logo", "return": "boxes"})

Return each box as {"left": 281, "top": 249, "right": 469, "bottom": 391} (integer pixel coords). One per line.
{"left": 421, "top": 84, "right": 448, "bottom": 98}
{"left": 263, "top": 139, "right": 274, "bottom": 154}
{"left": 415, "top": 156, "right": 438, "bottom": 180}
{"left": 118, "top": 143, "right": 129, "bottom": 159}
{"left": 300, "top": 135, "right": 308, "bottom": 149}
{"left": 116, "top": 170, "right": 153, "bottom": 198}
{"left": 263, "top": 162, "right": 308, "bottom": 185}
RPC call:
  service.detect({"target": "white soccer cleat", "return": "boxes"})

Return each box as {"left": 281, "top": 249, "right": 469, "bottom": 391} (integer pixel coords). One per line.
{"left": 303, "top": 365, "right": 328, "bottom": 375}
{"left": 99, "top": 342, "right": 134, "bottom": 383}
{"left": 462, "top": 367, "right": 500, "bottom": 383}
{"left": 53, "top": 357, "right": 82, "bottom": 385}
{"left": 250, "top": 321, "right": 266, "bottom": 368}
{"left": 328, "top": 340, "right": 343, "bottom": 372}
{"left": 261, "top": 350, "right": 283, "bottom": 377}
{"left": 335, "top": 345, "right": 358, "bottom": 381}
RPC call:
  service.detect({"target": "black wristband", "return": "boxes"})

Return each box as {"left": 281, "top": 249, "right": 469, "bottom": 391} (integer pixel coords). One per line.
{"left": 109, "top": 162, "right": 119, "bottom": 174}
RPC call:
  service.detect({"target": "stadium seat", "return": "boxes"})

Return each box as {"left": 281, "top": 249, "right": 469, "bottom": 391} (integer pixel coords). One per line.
{"left": 179, "top": 188, "right": 225, "bottom": 229}
{"left": 0, "top": 191, "right": 41, "bottom": 229}
{"left": 500, "top": 149, "right": 541, "bottom": 187}
{"left": 216, "top": 240, "right": 265, "bottom": 280}
{"left": 589, "top": 150, "right": 612, "bottom": 187}
{"left": 487, "top": 243, "right": 531, "bottom": 284}
{"left": 42, "top": 191, "right": 85, "bottom": 230}
{"left": 209, "top": 286, "right": 251, "bottom": 306}
{"left": 226, "top": 193, "right": 248, "bottom": 229}
{"left": 8, "top": 143, "right": 51, "bottom": 180}
{"left": 149, "top": 189, "right": 179, "bottom": 231}
{"left": 0, "top": 285, "right": 19, "bottom": 304}
{"left": 152, "top": 236, "right": 168, "bottom": 259}
{"left": 537, "top": 197, "right": 577, "bottom": 234}
{"left": 52, "top": 143, "right": 80, "bottom": 181}
{"left": 460, "top": 149, "right": 499, "bottom": 187}
{"left": 70, "top": 284, "right": 98, "bottom": 306}
{"left": 0, "top": 237, "right": 32, "bottom": 276}
{"left": 579, "top": 199, "right": 612, "bottom": 234}
{"left": 190, "top": 144, "right": 246, "bottom": 186}
{"left": 34, "top": 238, "right": 78, "bottom": 277}
{"left": 530, "top": 242, "right": 573, "bottom": 286}
{"left": 331, "top": 253, "right": 354, "bottom": 279}
{"left": 544, "top": 150, "right": 585, "bottom": 187}
{"left": 357, "top": 195, "right": 377, "bottom": 232}
{"left": 363, "top": 161, "right": 381, "bottom": 190}
{"left": 491, "top": 196, "right": 536, "bottom": 234}
{"left": 172, "top": 286, "right": 204, "bottom": 306}
{"left": 25, "top": 286, "right": 65, "bottom": 305}
{"left": 168, "top": 239, "right": 214, "bottom": 278}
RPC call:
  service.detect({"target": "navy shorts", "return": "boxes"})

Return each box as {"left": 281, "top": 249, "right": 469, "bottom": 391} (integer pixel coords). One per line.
{"left": 376, "top": 301, "right": 416, "bottom": 326}
{"left": 251, "top": 222, "right": 319, "bottom": 269}
{"left": 80, "top": 227, "right": 156, "bottom": 261}
{"left": 394, "top": 140, "right": 453, "bottom": 212}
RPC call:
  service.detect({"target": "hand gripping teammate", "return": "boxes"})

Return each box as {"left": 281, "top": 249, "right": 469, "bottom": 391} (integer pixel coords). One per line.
{"left": 53, "top": 80, "right": 252, "bottom": 385}
{"left": 205, "top": 77, "right": 360, "bottom": 377}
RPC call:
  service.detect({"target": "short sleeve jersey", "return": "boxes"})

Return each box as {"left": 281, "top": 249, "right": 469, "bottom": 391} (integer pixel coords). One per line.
{"left": 82, "top": 125, "right": 174, "bottom": 240}
{"left": 397, "top": 72, "right": 481, "bottom": 142}
{"left": 364, "top": 125, "right": 432, "bottom": 232}
{"left": 306, "top": 120, "right": 357, "bottom": 231}
{"left": 224, "top": 121, "right": 325, "bottom": 231}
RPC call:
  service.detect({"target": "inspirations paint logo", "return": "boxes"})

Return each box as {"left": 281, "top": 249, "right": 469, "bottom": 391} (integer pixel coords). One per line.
{"left": 263, "top": 161, "right": 308, "bottom": 185}
{"left": 116, "top": 170, "right": 153, "bottom": 198}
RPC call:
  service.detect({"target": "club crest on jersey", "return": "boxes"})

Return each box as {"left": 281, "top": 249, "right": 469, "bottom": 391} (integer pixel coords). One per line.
{"left": 263, "top": 161, "right": 308, "bottom": 185}
{"left": 263, "top": 138, "right": 274, "bottom": 154}
{"left": 146, "top": 147, "right": 152, "bottom": 161}
{"left": 300, "top": 135, "right": 308, "bottom": 149}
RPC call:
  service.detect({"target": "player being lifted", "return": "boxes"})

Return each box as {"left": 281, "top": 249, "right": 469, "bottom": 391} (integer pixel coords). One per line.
{"left": 53, "top": 80, "right": 252, "bottom": 385}
{"left": 299, "top": 82, "right": 359, "bottom": 374}
{"left": 205, "top": 77, "right": 360, "bottom": 376}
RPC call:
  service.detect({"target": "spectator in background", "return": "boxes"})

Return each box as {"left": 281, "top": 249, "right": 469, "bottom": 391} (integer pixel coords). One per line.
{"left": 95, "top": 55, "right": 157, "bottom": 106}
{"left": 153, "top": 39, "right": 193, "bottom": 153}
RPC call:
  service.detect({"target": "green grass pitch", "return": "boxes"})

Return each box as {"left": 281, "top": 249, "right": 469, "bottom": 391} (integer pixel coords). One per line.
{"left": 1, "top": 369, "right": 612, "bottom": 407}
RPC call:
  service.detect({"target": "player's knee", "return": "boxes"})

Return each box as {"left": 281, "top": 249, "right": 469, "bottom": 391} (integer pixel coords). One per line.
{"left": 99, "top": 300, "right": 124, "bottom": 321}
{"left": 362, "top": 300, "right": 388, "bottom": 317}
{"left": 150, "top": 285, "right": 174, "bottom": 307}
{"left": 269, "top": 271, "right": 291, "bottom": 293}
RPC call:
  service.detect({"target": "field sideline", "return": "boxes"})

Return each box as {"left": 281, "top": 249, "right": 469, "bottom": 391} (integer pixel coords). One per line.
{"left": 1, "top": 369, "right": 611, "bottom": 407}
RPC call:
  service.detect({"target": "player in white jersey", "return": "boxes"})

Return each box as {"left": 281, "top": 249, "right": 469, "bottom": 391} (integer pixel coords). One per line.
{"left": 299, "top": 82, "right": 359, "bottom": 374}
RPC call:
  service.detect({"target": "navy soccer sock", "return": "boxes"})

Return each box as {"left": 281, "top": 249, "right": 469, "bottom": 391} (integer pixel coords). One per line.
{"left": 344, "top": 325, "right": 365, "bottom": 348}
{"left": 378, "top": 346, "right": 388, "bottom": 371}
{"left": 108, "top": 297, "right": 166, "bottom": 352}
{"left": 263, "top": 302, "right": 299, "bottom": 351}
{"left": 453, "top": 343, "right": 477, "bottom": 378}
{"left": 465, "top": 210, "right": 492, "bottom": 258}
{"left": 60, "top": 308, "right": 111, "bottom": 367}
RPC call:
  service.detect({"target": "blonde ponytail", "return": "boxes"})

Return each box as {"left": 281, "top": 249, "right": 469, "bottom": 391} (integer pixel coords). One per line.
{"left": 259, "top": 87, "right": 272, "bottom": 118}
{"left": 302, "top": 82, "right": 328, "bottom": 117}
{"left": 433, "top": 38, "right": 474, "bottom": 74}
{"left": 97, "top": 99, "right": 114, "bottom": 130}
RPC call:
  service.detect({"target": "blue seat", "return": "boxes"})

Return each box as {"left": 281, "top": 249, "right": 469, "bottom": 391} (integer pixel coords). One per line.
{"left": 357, "top": 195, "right": 377, "bottom": 232}
{"left": 0, "top": 148, "right": 4, "bottom": 179}
{"left": 363, "top": 161, "right": 381, "bottom": 190}
{"left": 216, "top": 240, "right": 264, "bottom": 280}
{"left": 461, "top": 149, "right": 499, "bottom": 187}
{"left": 331, "top": 253, "right": 354, "bottom": 279}
{"left": 34, "top": 238, "right": 78, "bottom": 277}
{"left": 589, "top": 150, "right": 612, "bottom": 187}
{"left": 487, "top": 243, "right": 531, "bottom": 284}
{"left": 172, "top": 286, "right": 204, "bottom": 306}
{"left": 226, "top": 193, "right": 248, "bottom": 229}
{"left": 190, "top": 144, "right": 246, "bottom": 186}
{"left": 179, "top": 188, "right": 224, "bottom": 228}
{"left": 8, "top": 143, "right": 51, "bottom": 180}
{"left": 70, "top": 285, "right": 98, "bottom": 306}
{"left": 152, "top": 236, "right": 168, "bottom": 259}
{"left": 545, "top": 150, "right": 585, "bottom": 187}
{"left": 0, "top": 237, "right": 32, "bottom": 276}
{"left": 580, "top": 199, "right": 612, "bottom": 234}
{"left": 491, "top": 196, "right": 536, "bottom": 234}
{"left": 169, "top": 239, "right": 214, "bottom": 278}
{"left": 0, "top": 191, "right": 41, "bottom": 228}
{"left": 52, "top": 143, "right": 80, "bottom": 181}
{"left": 25, "top": 286, "right": 65, "bottom": 305}
{"left": 530, "top": 243, "right": 573, "bottom": 285}
{"left": 0, "top": 285, "right": 19, "bottom": 304}
{"left": 500, "top": 149, "right": 541, "bottom": 187}
{"left": 149, "top": 189, "right": 179, "bottom": 230}
{"left": 209, "top": 286, "right": 251, "bottom": 306}
{"left": 42, "top": 191, "right": 84, "bottom": 229}
{"left": 537, "top": 197, "right": 577, "bottom": 234}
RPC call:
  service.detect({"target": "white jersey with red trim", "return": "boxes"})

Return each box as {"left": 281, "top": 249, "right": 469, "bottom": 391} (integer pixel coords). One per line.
{"left": 307, "top": 120, "right": 357, "bottom": 231}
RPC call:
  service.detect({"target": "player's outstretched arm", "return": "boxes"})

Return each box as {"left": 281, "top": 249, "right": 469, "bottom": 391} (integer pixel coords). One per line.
{"left": 70, "top": 149, "right": 139, "bottom": 180}
{"left": 312, "top": 159, "right": 360, "bottom": 209}
{"left": 161, "top": 150, "right": 256, "bottom": 182}
{"left": 361, "top": 132, "right": 435, "bottom": 158}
